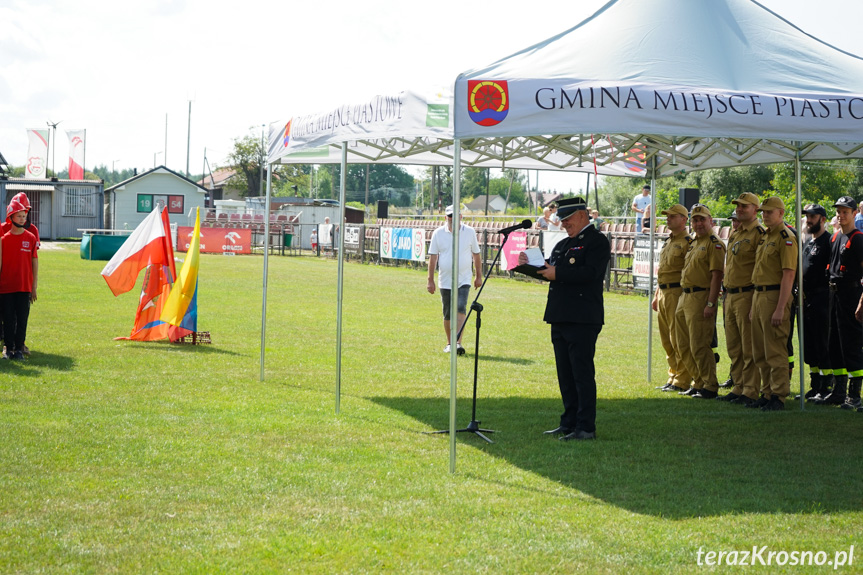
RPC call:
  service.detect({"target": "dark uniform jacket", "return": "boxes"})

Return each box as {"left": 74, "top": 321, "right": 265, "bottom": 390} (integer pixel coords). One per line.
{"left": 543, "top": 223, "right": 611, "bottom": 325}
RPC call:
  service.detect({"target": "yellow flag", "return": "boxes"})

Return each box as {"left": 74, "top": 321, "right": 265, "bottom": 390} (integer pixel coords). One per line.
{"left": 161, "top": 207, "right": 200, "bottom": 327}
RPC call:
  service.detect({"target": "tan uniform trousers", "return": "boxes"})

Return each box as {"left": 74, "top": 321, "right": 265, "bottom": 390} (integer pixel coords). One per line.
{"left": 751, "top": 290, "right": 792, "bottom": 401}
{"left": 657, "top": 286, "right": 690, "bottom": 387}
{"left": 674, "top": 290, "right": 719, "bottom": 392}
{"left": 724, "top": 290, "right": 760, "bottom": 400}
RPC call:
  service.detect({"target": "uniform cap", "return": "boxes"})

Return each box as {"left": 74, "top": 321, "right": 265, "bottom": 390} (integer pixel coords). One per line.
{"left": 556, "top": 196, "right": 588, "bottom": 221}
{"left": 803, "top": 203, "right": 827, "bottom": 218}
{"left": 6, "top": 198, "right": 27, "bottom": 221}
{"left": 731, "top": 192, "right": 760, "bottom": 206}
{"left": 660, "top": 204, "right": 688, "bottom": 217}
{"left": 758, "top": 196, "right": 785, "bottom": 211}
{"left": 729, "top": 212, "right": 739, "bottom": 220}
{"left": 833, "top": 196, "right": 858, "bottom": 211}
{"left": 690, "top": 203, "right": 712, "bottom": 218}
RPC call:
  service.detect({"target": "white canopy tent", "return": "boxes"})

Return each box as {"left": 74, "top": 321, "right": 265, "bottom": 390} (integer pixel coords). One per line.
{"left": 264, "top": 0, "right": 863, "bottom": 472}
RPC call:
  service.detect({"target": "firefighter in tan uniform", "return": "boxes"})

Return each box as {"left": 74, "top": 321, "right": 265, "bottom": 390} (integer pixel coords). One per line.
{"left": 718, "top": 192, "right": 765, "bottom": 406}
{"left": 675, "top": 204, "right": 726, "bottom": 398}
{"left": 749, "top": 196, "right": 798, "bottom": 411}
{"left": 652, "top": 204, "right": 691, "bottom": 392}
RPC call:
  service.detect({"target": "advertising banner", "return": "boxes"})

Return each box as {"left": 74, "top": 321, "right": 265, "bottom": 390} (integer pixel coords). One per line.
{"left": 632, "top": 235, "right": 661, "bottom": 292}
{"left": 343, "top": 225, "right": 363, "bottom": 255}
{"left": 24, "top": 129, "right": 49, "bottom": 179}
{"left": 380, "top": 227, "right": 426, "bottom": 261}
{"left": 500, "top": 231, "right": 527, "bottom": 271}
{"left": 177, "top": 226, "right": 252, "bottom": 254}
{"left": 66, "top": 129, "right": 86, "bottom": 179}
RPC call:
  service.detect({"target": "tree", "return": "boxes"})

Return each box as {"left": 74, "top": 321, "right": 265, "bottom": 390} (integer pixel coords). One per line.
{"left": 224, "top": 131, "right": 265, "bottom": 196}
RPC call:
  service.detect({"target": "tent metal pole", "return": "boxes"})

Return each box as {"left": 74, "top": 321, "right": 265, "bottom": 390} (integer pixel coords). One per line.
{"left": 795, "top": 149, "right": 806, "bottom": 411}
{"left": 336, "top": 142, "right": 348, "bottom": 415}
{"left": 450, "top": 140, "right": 462, "bottom": 474}
{"left": 260, "top": 161, "right": 273, "bottom": 382}
{"left": 647, "top": 156, "right": 656, "bottom": 382}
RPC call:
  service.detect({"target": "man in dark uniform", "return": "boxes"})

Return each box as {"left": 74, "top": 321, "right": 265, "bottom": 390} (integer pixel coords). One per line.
{"left": 520, "top": 197, "right": 611, "bottom": 441}
{"left": 799, "top": 204, "right": 832, "bottom": 400}
{"left": 815, "top": 196, "right": 863, "bottom": 410}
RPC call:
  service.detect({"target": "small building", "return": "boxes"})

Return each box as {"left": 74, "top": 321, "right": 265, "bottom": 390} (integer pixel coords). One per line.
{"left": 466, "top": 194, "right": 509, "bottom": 213}
{"left": 104, "top": 165, "right": 208, "bottom": 230}
{"left": 0, "top": 176, "right": 104, "bottom": 239}
{"left": 198, "top": 168, "right": 244, "bottom": 206}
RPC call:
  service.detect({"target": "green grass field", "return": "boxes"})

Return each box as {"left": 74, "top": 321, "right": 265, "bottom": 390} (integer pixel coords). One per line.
{"left": 2, "top": 245, "right": 862, "bottom": 574}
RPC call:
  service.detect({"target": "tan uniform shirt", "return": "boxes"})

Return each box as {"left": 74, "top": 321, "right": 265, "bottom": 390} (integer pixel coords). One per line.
{"left": 752, "top": 224, "right": 798, "bottom": 285}
{"left": 657, "top": 229, "right": 689, "bottom": 285}
{"left": 681, "top": 233, "right": 726, "bottom": 289}
{"left": 724, "top": 220, "right": 764, "bottom": 289}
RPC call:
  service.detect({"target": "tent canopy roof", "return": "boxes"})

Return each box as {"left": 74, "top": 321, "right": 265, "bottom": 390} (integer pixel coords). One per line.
{"left": 269, "top": 0, "right": 863, "bottom": 178}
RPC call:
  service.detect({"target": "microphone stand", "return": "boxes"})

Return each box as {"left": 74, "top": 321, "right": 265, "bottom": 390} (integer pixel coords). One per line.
{"left": 427, "top": 226, "right": 522, "bottom": 444}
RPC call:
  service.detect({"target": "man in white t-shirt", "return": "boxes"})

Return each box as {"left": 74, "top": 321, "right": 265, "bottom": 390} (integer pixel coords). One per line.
{"left": 427, "top": 204, "right": 482, "bottom": 355}
{"left": 631, "top": 185, "right": 651, "bottom": 230}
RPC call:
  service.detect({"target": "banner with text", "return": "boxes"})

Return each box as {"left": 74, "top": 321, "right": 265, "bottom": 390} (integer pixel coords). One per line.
{"left": 632, "top": 235, "right": 661, "bottom": 292}
{"left": 501, "top": 231, "right": 527, "bottom": 271}
{"left": 380, "top": 227, "right": 426, "bottom": 261}
{"left": 177, "top": 226, "right": 251, "bottom": 254}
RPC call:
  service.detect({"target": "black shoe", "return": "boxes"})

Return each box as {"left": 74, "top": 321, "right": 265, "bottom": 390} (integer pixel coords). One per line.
{"left": 745, "top": 396, "right": 770, "bottom": 409}
{"left": 814, "top": 391, "right": 846, "bottom": 405}
{"left": 456, "top": 343, "right": 466, "bottom": 356}
{"left": 717, "top": 392, "right": 741, "bottom": 402}
{"left": 11, "top": 350, "right": 23, "bottom": 360}
{"left": 656, "top": 383, "right": 673, "bottom": 391}
{"left": 678, "top": 387, "right": 699, "bottom": 396}
{"left": 857, "top": 406, "right": 863, "bottom": 413}
{"left": 694, "top": 389, "right": 718, "bottom": 399}
{"left": 561, "top": 430, "right": 596, "bottom": 441}
{"left": 840, "top": 397, "right": 862, "bottom": 411}
{"left": 661, "top": 385, "right": 686, "bottom": 393}
{"left": 719, "top": 378, "right": 734, "bottom": 389}
{"left": 732, "top": 395, "right": 756, "bottom": 406}
{"left": 543, "top": 426, "right": 573, "bottom": 436}
{"left": 761, "top": 397, "right": 785, "bottom": 411}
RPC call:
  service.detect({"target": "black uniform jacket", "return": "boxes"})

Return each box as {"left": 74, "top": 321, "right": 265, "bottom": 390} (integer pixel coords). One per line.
{"left": 543, "top": 223, "right": 611, "bottom": 325}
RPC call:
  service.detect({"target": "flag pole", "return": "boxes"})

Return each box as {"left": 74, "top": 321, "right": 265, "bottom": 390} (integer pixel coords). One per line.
{"left": 260, "top": 159, "right": 273, "bottom": 381}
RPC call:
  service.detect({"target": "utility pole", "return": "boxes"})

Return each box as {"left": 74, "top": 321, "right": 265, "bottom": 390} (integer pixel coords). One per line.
{"left": 186, "top": 101, "right": 192, "bottom": 177}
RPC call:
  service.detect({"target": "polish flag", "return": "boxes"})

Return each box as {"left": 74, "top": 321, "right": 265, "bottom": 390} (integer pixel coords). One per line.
{"left": 67, "top": 129, "right": 86, "bottom": 179}
{"left": 101, "top": 207, "right": 173, "bottom": 296}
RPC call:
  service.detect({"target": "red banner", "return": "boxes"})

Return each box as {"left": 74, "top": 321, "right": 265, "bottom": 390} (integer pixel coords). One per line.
{"left": 177, "top": 226, "right": 251, "bottom": 254}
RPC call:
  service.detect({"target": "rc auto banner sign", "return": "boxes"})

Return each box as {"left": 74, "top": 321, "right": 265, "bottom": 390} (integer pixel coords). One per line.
{"left": 177, "top": 226, "right": 251, "bottom": 254}
{"left": 380, "top": 227, "right": 426, "bottom": 261}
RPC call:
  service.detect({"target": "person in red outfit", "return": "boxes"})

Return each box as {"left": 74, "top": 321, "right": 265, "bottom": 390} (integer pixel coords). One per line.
{"left": 0, "top": 198, "right": 38, "bottom": 360}
{"left": 0, "top": 193, "right": 39, "bottom": 355}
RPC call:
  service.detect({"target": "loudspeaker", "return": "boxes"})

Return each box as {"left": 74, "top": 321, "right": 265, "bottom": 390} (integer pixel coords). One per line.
{"left": 679, "top": 188, "right": 700, "bottom": 211}
{"left": 377, "top": 200, "right": 389, "bottom": 219}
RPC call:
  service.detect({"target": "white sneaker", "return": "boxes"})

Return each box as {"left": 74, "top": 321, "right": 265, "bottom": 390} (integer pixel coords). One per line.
{"left": 443, "top": 344, "right": 451, "bottom": 353}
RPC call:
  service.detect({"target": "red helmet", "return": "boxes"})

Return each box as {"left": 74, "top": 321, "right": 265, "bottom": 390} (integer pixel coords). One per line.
{"left": 12, "top": 193, "right": 31, "bottom": 211}
{"left": 6, "top": 198, "right": 27, "bottom": 221}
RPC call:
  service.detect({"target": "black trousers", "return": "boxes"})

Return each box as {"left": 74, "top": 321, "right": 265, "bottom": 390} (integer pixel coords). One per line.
{"left": 1, "top": 292, "right": 31, "bottom": 352}
{"left": 827, "top": 285, "right": 863, "bottom": 374}
{"left": 803, "top": 289, "right": 829, "bottom": 369}
{"left": 551, "top": 322, "right": 602, "bottom": 433}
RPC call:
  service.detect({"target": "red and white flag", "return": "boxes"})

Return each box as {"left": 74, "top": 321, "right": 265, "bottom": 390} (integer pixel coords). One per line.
{"left": 101, "top": 207, "right": 173, "bottom": 297}
{"left": 67, "top": 129, "right": 86, "bottom": 179}
{"left": 24, "top": 129, "right": 49, "bottom": 179}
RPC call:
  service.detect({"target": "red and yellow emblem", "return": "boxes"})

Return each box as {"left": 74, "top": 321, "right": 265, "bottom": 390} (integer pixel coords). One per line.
{"left": 467, "top": 80, "right": 509, "bottom": 126}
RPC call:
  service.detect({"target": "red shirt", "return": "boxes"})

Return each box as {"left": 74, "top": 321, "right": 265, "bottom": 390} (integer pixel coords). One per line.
{"left": 0, "top": 221, "right": 39, "bottom": 247}
{"left": 0, "top": 230, "right": 38, "bottom": 294}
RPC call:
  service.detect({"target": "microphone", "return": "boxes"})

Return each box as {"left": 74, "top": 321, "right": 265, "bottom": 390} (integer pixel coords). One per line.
{"left": 499, "top": 219, "right": 533, "bottom": 234}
